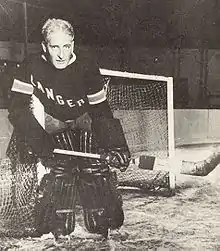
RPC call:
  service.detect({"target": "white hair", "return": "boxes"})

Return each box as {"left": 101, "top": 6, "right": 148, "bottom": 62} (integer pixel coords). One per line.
{"left": 41, "top": 18, "right": 74, "bottom": 42}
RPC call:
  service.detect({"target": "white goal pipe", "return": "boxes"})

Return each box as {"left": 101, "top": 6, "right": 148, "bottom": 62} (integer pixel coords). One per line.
{"left": 167, "top": 77, "right": 175, "bottom": 159}
{"left": 100, "top": 68, "right": 170, "bottom": 82}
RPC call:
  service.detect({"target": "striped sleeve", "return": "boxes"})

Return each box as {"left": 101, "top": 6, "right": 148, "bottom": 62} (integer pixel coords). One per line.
{"left": 11, "top": 78, "right": 34, "bottom": 95}
{"left": 87, "top": 87, "right": 106, "bottom": 105}
{"left": 82, "top": 54, "right": 108, "bottom": 105}
{"left": 8, "top": 59, "right": 54, "bottom": 157}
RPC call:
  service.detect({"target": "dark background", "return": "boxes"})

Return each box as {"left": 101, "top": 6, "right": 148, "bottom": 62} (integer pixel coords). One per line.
{"left": 0, "top": 0, "right": 219, "bottom": 48}
{"left": 1, "top": 0, "right": 220, "bottom": 109}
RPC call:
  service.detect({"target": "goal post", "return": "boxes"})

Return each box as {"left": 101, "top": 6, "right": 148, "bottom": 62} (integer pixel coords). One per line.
{"left": 167, "top": 76, "right": 175, "bottom": 159}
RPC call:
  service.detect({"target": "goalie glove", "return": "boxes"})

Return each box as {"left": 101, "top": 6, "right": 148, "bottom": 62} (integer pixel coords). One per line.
{"left": 92, "top": 118, "right": 131, "bottom": 172}
{"left": 104, "top": 147, "right": 131, "bottom": 172}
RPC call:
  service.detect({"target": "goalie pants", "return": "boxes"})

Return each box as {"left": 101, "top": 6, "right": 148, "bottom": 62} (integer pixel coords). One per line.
{"left": 35, "top": 164, "right": 124, "bottom": 237}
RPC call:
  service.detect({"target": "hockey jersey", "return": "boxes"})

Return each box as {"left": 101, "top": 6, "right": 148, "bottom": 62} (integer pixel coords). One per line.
{"left": 8, "top": 52, "right": 113, "bottom": 157}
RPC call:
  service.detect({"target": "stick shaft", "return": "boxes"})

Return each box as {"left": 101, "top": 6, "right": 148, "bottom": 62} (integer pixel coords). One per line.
{"left": 53, "top": 148, "right": 101, "bottom": 159}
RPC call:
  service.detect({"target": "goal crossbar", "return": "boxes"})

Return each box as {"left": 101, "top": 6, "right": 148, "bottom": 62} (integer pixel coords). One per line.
{"left": 100, "top": 68, "right": 172, "bottom": 82}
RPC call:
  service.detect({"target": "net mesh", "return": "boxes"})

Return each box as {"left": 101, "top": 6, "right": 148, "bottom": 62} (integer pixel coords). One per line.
{"left": 0, "top": 132, "right": 38, "bottom": 237}
{"left": 106, "top": 76, "right": 169, "bottom": 158}
{"left": 105, "top": 75, "right": 172, "bottom": 190}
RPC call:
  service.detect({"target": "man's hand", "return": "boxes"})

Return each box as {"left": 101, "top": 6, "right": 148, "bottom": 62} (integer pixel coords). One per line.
{"left": 104, "top": 147, "right": 131, "bottom": 172}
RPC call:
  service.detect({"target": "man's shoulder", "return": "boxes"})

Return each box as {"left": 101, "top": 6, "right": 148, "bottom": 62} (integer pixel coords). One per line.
{"left": 74, "top": 48, "right": 100, "bottom": 69}
{"left": 23, "top": 53, "right": 44, "bottom": 67}
{"left": 22, "top": 53, "right": 50, "bottom": 76}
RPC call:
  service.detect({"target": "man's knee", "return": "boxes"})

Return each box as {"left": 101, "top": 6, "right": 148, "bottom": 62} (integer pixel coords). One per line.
{"left": 78, "top": 168, "right": 124, "bottom": 236}
{"left": 35, "top": 171, "right": 77, "bottom": 236}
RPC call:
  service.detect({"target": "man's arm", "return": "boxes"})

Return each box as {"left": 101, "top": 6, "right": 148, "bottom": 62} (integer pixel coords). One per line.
{"left": 84, "top": 57, "right": 131, "bottom": 169}
{"left": 88, "top": 98, "right": 131, "bottom": 171}
{"left": 8, "top": 91, "right": 55, "bottom": 158}
{"left": 88, "top": 99, "right": 113, "bottom": 120}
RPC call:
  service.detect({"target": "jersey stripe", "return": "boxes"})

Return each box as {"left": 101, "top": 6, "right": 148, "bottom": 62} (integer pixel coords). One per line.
{"left": 11, "top": 79, "right": 34, "bottom": 95}
{"left": 31, "top": 95, "right": 45, "bottom": 129}
{"left": 87, "top": 88, "right": 106, "bottom": 105}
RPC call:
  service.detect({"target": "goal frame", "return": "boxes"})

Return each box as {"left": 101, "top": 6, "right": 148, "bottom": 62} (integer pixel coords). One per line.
{"left": 99, "top": 68, "right": 175, "bottom": 159}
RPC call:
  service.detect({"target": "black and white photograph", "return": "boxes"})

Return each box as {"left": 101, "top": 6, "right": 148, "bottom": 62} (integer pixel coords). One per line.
{"left": 0, "top": 0, "right": 220, "bottom": 250}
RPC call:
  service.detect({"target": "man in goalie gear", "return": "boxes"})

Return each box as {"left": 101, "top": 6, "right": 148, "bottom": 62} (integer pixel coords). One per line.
{"left": 7, "top": 18, "right": 130, "bottom": 238}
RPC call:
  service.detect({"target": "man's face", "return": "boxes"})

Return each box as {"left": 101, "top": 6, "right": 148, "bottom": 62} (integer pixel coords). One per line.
{"left": 42, "top": 31, "right": 74, "bottom": 69}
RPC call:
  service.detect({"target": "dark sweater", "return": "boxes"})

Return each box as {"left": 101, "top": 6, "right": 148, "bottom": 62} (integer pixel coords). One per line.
{"left": 8, "top": 52, "right": 113, "bottom": 157}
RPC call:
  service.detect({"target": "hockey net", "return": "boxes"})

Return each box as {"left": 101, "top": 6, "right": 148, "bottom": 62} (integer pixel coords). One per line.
{"left": 100, "top": 69, "right": 175, "bottom": 191}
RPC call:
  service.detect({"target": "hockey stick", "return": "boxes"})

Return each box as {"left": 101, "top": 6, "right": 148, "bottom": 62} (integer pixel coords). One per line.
{"left": 53, "top": 148, "right": 102, "bottom": 159}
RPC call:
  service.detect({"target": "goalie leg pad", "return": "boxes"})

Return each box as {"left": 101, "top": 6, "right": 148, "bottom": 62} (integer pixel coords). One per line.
{"left": 105, "top": 170, "right": 124, "bottom": 230}
{"left": 35, "top": 173, "right": 57, "bottom": 235}
{"left": 53, "top": 173, "right": 78, "bottom": 236}
{"left": 35, "top": 171, "right": 78, "bottom": 236}
{"left": 78, "top": 171, "right": 109, "bottom": 237}
{"left": 76, "top": 128, "right": 124, "bottom": 237}
{"left": 78, "top": 168, "right": 124, "bottom": 237}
